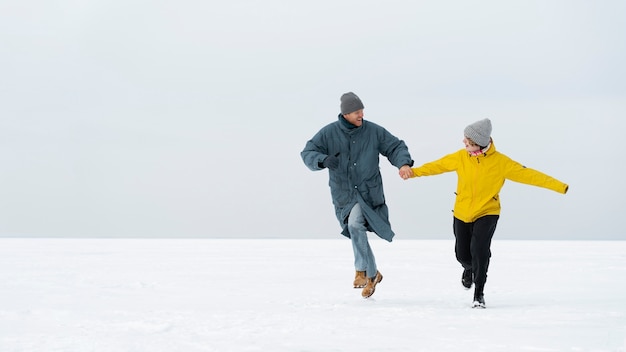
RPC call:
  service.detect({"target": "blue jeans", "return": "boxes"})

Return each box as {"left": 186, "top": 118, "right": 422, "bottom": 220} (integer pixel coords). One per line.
{"left": 348, "top": 203, "right": 378, "bottom": 278}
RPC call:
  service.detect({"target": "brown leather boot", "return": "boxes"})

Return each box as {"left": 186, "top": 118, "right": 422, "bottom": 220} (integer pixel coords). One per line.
{"left": 361, "top": 271, "right": 383, "bottom": 298}
{"left": 353, "top": 271, "right": 367, "bottom": 288}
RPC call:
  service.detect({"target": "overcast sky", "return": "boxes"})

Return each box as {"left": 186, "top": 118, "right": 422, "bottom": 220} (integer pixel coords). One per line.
{"left": 1, "top": 0, "right": 624, "bottom": 239}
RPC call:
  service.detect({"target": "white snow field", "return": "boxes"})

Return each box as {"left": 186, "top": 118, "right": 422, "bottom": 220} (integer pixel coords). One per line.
{"left": 0, "top": 238, "right": 624, "bottom": 352}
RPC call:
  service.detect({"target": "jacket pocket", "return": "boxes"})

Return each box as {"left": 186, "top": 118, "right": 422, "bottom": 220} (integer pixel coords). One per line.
{"left": 330, "top": 180, "right": 351, "bottom": 207}
{"left": 362, "top": 179, "right": 385, "bottom": 207}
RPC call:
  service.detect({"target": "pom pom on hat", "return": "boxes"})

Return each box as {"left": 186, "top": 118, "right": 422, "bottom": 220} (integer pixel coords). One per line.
{"left": 464, "top": 118, "right": 492, "bottom": 147}
{"left": 340, "top": 92, "right": 364, "bottom": 115}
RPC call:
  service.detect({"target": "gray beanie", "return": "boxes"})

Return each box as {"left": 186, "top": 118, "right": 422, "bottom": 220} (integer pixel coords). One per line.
{"left": 340, "top": 92, "right": 364, "bottom": 115}
{"left": 464, "top": 118, "right": 492, "bottom": 147}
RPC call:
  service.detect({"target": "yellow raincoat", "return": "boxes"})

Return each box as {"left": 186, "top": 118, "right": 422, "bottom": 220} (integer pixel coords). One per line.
{"left": 410, "top": 140, "right": 568, "bottom": 223}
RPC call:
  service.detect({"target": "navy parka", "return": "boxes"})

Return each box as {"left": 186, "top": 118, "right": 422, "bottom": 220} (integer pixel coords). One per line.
{"left": 301, "top": 115, "right": 413, "bottom": 241}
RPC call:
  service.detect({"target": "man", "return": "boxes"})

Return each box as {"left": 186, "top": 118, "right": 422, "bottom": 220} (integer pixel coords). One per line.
{"left": 301, "top": 92, "right": 414, "bottom": 298}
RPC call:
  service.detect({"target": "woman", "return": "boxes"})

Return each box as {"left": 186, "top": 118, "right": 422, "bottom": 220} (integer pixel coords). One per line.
{"left": 407, "top": 118, "right": 568, "bottom": 308}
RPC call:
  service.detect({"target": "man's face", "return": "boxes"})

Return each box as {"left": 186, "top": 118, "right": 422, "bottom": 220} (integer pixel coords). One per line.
{"left": 343, "top": 109, "right": 364, "bottom": 127}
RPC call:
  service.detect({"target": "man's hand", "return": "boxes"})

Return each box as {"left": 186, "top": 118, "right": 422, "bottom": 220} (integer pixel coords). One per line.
{"left": 322, "top": 153, "right": 340, "bottom": 170}
{"left": 399, "top": 165, "right": 413, "bottom": 180}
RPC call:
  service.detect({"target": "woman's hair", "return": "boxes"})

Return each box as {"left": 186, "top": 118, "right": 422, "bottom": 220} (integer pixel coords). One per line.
{"left": 465, "top": 137, "right": 478, "bottom": 146}
{"left": 465, "top": 137, "right": 486, "bottom": 149}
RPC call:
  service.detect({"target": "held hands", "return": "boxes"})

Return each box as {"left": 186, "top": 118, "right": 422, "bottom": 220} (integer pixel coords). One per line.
{"left": 322, "top": 153, "right": 340, "bottom": 170}
{"left": 399, "top": 165, "right": 414, "bottom": 180}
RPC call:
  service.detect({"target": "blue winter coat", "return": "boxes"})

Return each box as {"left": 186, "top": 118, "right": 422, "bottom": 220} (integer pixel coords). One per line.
{"left": 301, "top": 115, "right": 413, "bottom": 241}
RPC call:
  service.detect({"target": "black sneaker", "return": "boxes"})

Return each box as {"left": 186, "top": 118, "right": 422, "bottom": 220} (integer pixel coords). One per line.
{"left": 461, "top": 268, "right": 472, "bottom": 289}
{"left": 472, "top": 294, "right": 486, "bottom": 309}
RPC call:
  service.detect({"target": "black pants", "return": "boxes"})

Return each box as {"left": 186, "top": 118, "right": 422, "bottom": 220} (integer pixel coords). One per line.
{"left": 453, "top": 215, "right": 499, "bottom": 287}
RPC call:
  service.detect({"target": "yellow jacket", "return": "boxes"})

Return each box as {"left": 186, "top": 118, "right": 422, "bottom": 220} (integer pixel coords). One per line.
{"left": 410, "top": 140, "right": 568, "bottom": 223}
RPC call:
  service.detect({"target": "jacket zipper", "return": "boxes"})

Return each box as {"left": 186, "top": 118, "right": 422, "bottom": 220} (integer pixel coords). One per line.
{"left": 470, "top": 155, "right": 480, "bottom": 221}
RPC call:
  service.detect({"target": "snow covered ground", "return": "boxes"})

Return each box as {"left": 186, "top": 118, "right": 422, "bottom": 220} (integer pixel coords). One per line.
{"left": 0, "top": 238, "right": 624, "bottom": 351}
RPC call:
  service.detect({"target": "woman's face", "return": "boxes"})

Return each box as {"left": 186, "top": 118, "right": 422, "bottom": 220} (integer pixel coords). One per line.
{"left": 463, "top": 137, "right": 482, "bottom": 153}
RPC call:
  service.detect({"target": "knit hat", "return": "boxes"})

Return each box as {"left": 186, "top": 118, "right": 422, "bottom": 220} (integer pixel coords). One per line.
{"left": 464, "top": 118, "right": 492, "bottom": 147}
{"left": 340, "top": 92, "right": 364, "bottom": 115}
